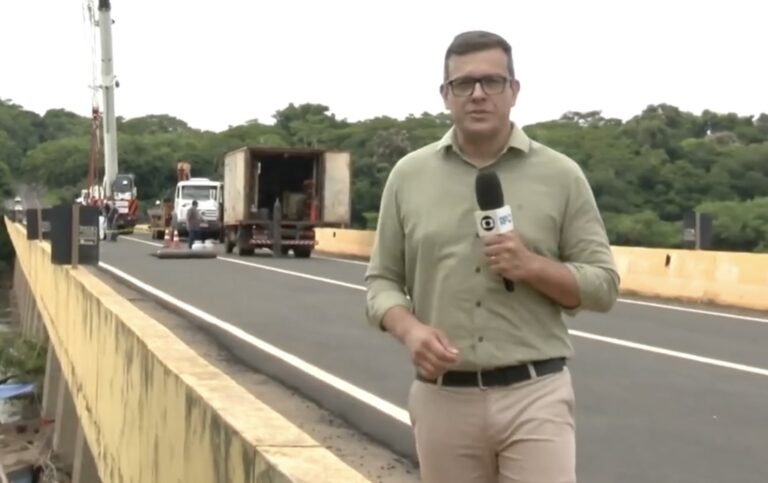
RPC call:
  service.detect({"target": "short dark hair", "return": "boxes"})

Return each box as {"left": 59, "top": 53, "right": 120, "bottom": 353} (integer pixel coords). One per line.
{"left": 443, "top": 30, "right": 515, "bottom": 81}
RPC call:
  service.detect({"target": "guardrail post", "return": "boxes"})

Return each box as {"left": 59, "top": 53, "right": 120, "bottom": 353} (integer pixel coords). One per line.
{"left": 71, "top": 204, "right": 80, "bottom": 268}
{"left": 272, "top": 199, "right": 282, "bottom": 257}
{"left": 37, "top": 206, "right": 43, "bottom": 241}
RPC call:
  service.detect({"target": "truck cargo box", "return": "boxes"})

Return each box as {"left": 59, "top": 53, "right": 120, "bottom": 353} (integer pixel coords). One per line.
{"left": 222, "top": 146, "right": 351, "bottom": 257}
{"left": 223, "top": 146, "right": 350, "bottom": 226}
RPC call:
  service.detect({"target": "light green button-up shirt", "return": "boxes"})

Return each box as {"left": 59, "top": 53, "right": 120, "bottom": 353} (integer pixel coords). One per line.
{"left": 364, "top": 123, "right": 620, "bottom": 369}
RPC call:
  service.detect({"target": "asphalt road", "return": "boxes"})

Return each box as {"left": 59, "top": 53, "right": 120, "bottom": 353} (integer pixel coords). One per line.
{"left": 99, "top": 235, "right": 768, "bottom": 483}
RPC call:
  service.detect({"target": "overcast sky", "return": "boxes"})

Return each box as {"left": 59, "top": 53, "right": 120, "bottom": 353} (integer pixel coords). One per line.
{"left": 1, "top": 0, "right": 766, "bottom": 132}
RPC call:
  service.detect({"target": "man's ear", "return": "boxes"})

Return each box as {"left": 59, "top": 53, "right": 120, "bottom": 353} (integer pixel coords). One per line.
{"left": 510, "top": 79, "right": 521, "bottom": 105}
{"left": 440, "top": 83, "right": 450, "bottom": 107}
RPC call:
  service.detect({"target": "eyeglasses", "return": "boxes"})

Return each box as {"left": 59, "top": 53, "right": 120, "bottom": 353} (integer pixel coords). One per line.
{"left": 444, "top": 75, "right": 511, "bottom": 97}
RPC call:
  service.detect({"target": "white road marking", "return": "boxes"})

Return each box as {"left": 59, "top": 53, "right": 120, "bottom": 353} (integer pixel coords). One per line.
{"left": 98, "top": 261, "right": 411, "bottom": 426}
{"left": 120, "top": 235, "right": 768, "bottom": 324}
{"left": 314, "top": 254, "right": 370, "bottom": 266}
{"left": 102, "top": 242, "right": 768, "bottom": 428}
{"left": 570, "top": 330, "right": 768, "bottom": 377}
{"left": 217, "top": 256, "right": 366, "bottom": 292}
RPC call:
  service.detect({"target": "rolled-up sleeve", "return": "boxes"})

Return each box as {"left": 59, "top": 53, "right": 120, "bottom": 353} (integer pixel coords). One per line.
{"left": 364, "top": 166, "right": 412, "bottom": 329}
{"left": 559, "top": 167, "right": 620, "bottom": 315}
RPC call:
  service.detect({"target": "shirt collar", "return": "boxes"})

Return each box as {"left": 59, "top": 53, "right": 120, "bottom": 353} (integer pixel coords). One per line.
{"left": 436, "top": 122, "right": 531, "bottom": 156}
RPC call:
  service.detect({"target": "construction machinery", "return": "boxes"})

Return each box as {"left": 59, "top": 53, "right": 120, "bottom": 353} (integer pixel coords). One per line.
{"left": 110, "top": 173, "right": 138, "bottom": 233}
{"left": 222, "top": 146, "right": 351, "bottom": 258}
{"left": 147, "top": 197, "right": 173, "bottom": 240}
{"left": 81, "top": 0, "right": 139, "bottom": 235}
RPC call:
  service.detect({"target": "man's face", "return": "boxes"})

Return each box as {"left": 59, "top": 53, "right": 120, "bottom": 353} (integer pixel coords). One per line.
{"left": 441, "top": 48, "right": 520, "bottom": 139}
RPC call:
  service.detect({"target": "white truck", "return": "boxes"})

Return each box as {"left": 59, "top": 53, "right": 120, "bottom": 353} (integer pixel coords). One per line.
{"left": 172, "top": 176, "right": 223, "bottom": 241}
{"left": 222, "top": 146, "right": 351, "bottom": 258}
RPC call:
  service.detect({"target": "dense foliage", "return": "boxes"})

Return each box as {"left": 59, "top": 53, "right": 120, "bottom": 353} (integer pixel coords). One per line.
{"left": 1, "top": 98, "right": 767, "bottom": 253}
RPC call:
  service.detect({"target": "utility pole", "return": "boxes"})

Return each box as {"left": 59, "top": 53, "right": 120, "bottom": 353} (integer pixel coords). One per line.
{"left": 97, "top": 0, "right": 118, "bottom": 198}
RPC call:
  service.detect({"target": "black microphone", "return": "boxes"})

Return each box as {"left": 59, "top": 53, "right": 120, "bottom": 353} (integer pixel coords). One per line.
{"left": 475, "top": 170, "right": 515, "bottom": 292}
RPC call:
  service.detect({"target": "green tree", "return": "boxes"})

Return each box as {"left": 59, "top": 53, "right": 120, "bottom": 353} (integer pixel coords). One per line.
{"left": 0, "top": 99, "right": 42, "bottom": 160}
{"left": 119, "top": 114, "right": 196, "bottom": 136}
{"left": 2, "top": 96, "right": 767, "bottom": 252}
{"left": 22, "top": 136, "right": 90, "bottom": 188}
{"left": 0, "top": 130, "right": 23, "bottom": 173}
{"left": 697, "top": 197, "right": 768, "bottom": 252}
{"left": 604, "top": 211, "right": 681, "bottom": 248}
{"left": 40, "top": 108, "right": 90, "bottom": 142}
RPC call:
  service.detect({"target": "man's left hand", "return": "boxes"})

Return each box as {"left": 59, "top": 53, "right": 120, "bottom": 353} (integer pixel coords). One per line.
{"left": 482, "top": 232, "right": 537, "bottom": 282}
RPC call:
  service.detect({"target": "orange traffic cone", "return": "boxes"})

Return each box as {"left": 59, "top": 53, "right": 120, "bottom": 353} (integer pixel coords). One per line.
{"left": 163, "top": 227, "right": 172, "bottom": 248}
{"left": 172, "top": 228, "right": 181, "bottom": 249}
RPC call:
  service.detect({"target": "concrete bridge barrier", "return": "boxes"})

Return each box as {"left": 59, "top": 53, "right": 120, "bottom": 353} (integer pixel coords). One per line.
{"left": 316, "top": 228, "right": 768, "bottom": 312}
{"left": 5, "top": 218, "right": 372, "bottom": 483}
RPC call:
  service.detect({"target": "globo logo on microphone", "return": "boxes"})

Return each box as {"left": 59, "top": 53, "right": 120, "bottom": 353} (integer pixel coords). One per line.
{"left": 480, "top": 215, "right": 496, "bottom": 231}
{"left": 474, "top": 206, "right": 514, "bottom": 236}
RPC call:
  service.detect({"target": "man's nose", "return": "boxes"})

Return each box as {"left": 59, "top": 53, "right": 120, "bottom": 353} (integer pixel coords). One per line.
{"left": 470, "top": 81, "right": 487, "bottom": 99}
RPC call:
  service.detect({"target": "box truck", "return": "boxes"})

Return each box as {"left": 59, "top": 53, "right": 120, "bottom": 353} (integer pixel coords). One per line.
{"left": 222, "top": 146, "right": 351, "bottom": 258}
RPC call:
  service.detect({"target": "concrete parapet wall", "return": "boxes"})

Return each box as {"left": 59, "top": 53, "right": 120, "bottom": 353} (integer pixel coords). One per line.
{"left": 315, "top": 228, "right": 375, "bottom": 260}
{"left": 611, "top": 246, "right": 768, "bottom": 311}
{"left": 5, "top": 218, "right": 371, "bottom": 483}
{"left": 315, "top": 228, "right": 768, "bottom": 312}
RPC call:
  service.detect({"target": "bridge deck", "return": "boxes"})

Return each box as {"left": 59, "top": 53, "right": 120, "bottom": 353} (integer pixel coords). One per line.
{"left": 100, "top": 235, "right": 768, "bottom": 483}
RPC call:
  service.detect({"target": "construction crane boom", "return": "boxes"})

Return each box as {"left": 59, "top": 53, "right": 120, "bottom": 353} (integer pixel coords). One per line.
{"left": 97, "top": 0, "right": 118, "bottom": 198}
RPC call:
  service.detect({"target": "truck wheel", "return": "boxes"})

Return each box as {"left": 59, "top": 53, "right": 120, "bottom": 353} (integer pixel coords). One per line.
{"left": 293, "top": 247, "right": 312, "bottom": 259}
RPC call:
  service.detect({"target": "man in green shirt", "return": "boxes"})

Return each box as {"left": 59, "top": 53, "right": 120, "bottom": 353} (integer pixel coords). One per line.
{"left": 365, "top": 30, "right": 619, "bottom": 483}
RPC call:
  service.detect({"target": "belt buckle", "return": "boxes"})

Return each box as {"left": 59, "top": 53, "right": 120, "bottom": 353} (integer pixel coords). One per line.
{"left": 477, "top": 370, "right": 487, "bottom": 390}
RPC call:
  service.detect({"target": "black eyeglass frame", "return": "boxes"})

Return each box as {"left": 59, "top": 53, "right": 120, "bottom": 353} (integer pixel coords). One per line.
{"left": 443, "top": 75, "right": 513, "bottom": 97}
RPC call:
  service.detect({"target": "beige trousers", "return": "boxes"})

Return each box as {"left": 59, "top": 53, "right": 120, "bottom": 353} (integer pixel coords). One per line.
{"left": 407, "top": 367, "right": 576, "bottom": 483}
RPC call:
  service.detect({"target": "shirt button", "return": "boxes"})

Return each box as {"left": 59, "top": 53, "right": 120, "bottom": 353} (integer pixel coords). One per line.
{"left": 475, "top": 301, "right": 481, "bottom": 307}
{"left": 478, "top": 336, "right": 484, "bottom": 342}
{"left": 475, "top": 266, "right": 481, "bottom": 273}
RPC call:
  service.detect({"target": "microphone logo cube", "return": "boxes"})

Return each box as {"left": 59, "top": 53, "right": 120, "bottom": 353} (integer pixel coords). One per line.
{"left": 474, "top": 206, "right": 514, "bottom": 237}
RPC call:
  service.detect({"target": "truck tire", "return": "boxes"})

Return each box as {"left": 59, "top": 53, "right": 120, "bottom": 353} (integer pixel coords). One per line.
{"left": 293, "top": 247, "right": 312, "bottom": 258}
